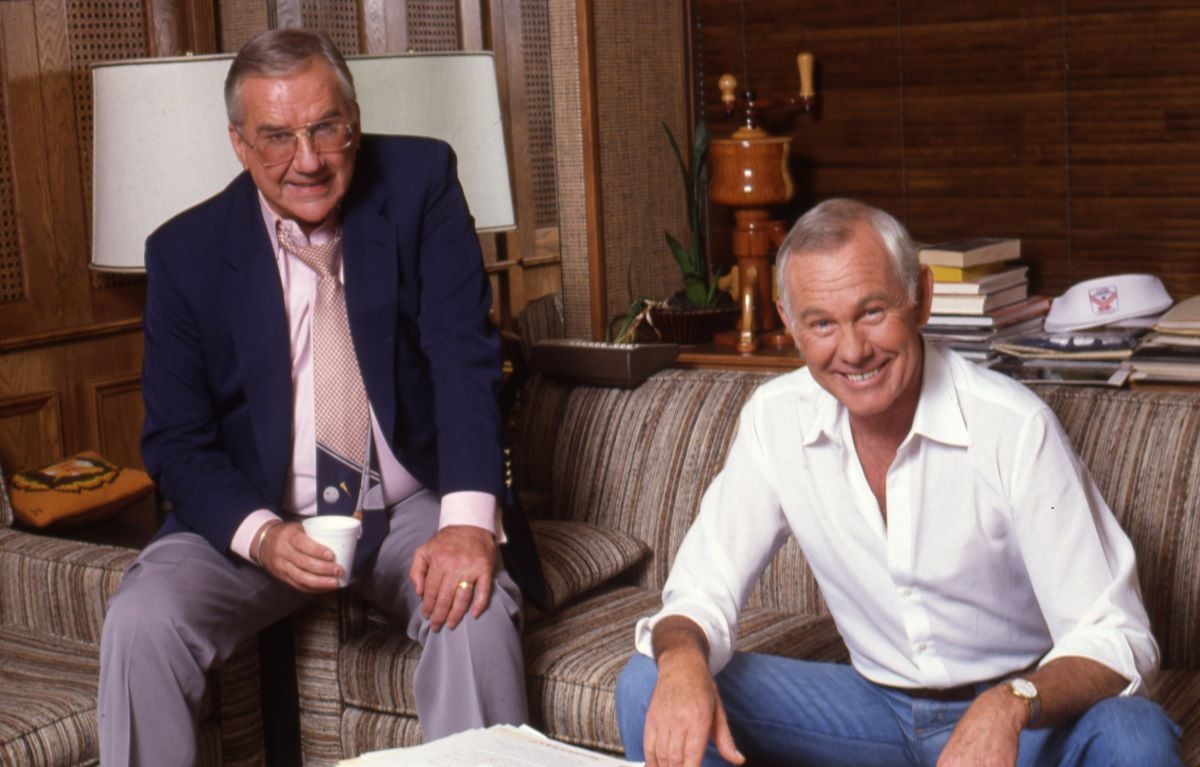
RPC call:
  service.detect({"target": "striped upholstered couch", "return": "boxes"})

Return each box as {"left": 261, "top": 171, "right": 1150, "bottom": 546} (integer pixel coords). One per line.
{"left": 0, "top": 467, "right": 266, "bottom": 766}
{"left": 291, "top": 369, "right": 1199, "bottom": 765}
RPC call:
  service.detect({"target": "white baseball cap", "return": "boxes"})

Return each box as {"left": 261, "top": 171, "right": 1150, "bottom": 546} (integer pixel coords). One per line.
{"left": 1044, "top": 274, "right": 1172, "bottom": 333}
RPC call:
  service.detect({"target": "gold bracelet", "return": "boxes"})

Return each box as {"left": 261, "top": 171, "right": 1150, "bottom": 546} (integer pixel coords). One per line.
{"left": 252, "top": 520, "right": 282, "bottom": 565}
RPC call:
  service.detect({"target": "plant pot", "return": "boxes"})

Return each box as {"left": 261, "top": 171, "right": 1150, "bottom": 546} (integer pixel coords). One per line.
{"left": 648, "top": 304, "right": 739, "bottom": 344}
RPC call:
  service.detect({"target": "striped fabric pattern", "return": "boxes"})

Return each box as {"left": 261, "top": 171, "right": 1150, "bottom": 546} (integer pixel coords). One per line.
{"left": 528, "top": 519, "right": 649, "bottom": 612}
{"left": 0, "top": 627, "right": 100, "bottom": 766}
{"left": 292, "top": 372, "right": 1200, "bottom": 766}
{"left": 0, "top": 462, "right": 267, "bottom": 766}
{"left": 1031, "top": 386, "right": 1200, "bottom": 671}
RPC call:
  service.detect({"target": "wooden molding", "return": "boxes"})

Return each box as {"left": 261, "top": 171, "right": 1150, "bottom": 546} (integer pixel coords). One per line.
{"left": 87, "top": 372, "right": 144, "bottom": 468}
{"left": 0, "top": 318, "right": 143, "bottom": 354}
{"left": 0, "top": 390, "right": 64, "bottom": 472}
{"left": 576, "top": 0, "right": 606, "bottom": 340}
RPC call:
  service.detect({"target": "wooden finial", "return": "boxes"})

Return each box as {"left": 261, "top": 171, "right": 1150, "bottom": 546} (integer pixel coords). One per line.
{"left": 797, "top": 53, "right": 815, "bottom": 99}
{"left": 719, "top": 73, "right": 738, "bottom": 112}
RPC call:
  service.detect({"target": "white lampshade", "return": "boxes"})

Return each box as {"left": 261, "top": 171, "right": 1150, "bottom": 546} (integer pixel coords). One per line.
{"left": 90, "top": 51, "right": 515, "bottom": 272}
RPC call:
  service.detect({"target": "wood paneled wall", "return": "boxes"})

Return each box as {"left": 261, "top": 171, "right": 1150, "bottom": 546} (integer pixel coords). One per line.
{"left": 0, "top": 0, "right": 212, "bottom": 475}
{"left": 0, "top": 0, "right": 561, "bottom": 476}
{"left": 692, "top": 1, "right": 1200, "bottom": 300}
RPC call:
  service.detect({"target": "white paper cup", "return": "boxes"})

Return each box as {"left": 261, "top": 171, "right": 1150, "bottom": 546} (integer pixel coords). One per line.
{"left": 302, "top": 515, "right": 362, "bottom": 587}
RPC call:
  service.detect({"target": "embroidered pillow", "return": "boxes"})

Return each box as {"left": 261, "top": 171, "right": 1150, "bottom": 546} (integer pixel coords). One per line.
{"left": 8, "top": 451, "right": 154, "bottom": 529}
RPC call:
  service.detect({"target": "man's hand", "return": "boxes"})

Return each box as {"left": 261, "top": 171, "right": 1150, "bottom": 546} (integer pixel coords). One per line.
{"left": 257, "top": 521, "right": 343, "bottom": 592}
{"left": 937, "top": 685, "right": 1026, "bottom": 767}
{"left": 938, "top": 657, "right": 1130, "bottom": 767}
{"left": 645, "top": 617, "right": 744, "bottom": 767}
{"left": 409, "top": 525, "right": 498, "bottom": 632}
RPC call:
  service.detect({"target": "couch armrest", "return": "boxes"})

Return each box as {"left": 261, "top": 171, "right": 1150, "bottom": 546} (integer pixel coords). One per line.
{"left": 0, "top": 528, "right": 136, "bottom": 646}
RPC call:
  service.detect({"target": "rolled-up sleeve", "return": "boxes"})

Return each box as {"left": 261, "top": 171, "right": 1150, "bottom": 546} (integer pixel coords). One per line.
{"left": 1009, "top": 409, "right": 1159, "bottom": 695}
{"left": 633, "top": 400, "right": 792, "bottom": 675}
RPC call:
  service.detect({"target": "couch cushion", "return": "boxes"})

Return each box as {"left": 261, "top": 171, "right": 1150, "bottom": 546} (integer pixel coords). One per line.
{"left": 523, "top": 585, "right": 848, "bottom": 755}
{"left": 530, "top": 520, "right": 649, "bottom": 612}
{"left": 1154, "top": 669, "right": 1200, "bottom": 765}
{"left": 0, "top": 627, "right": 100, "bottom": 766}
{"left": 1034, "top": 386, "right": 1200, "bottom": 672}
{"left": 0, "top": 529, "right": 135, "bottom": 644}
{"left": 515, "top": 370, "right": 774, "bottom": 593}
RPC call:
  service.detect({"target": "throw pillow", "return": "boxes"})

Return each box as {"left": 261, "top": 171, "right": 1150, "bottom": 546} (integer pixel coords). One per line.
{"left": 530, "top": 519, "right": 649, "bottom": 612}
{"left": 8, "top": 451, "right": 154, "bottom": 529}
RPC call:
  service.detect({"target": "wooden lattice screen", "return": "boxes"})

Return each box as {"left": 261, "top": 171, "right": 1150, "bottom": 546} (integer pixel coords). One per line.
{"left": 301, "top": 0, "right": 361, "bottom": 54}
{"left": 407, "top": 0, "right": 459, "bottom": 51}
{"left": 521, "top": 0, "right": 556, "bottom": 230}
{"left": 67, "top": 0, "right": 149, "bottom": 289}
{"left": 0, "top": 70, "right": 22, "bottom": 305}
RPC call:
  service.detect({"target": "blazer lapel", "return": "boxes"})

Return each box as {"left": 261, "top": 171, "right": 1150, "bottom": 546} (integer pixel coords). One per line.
{"left": 342, "top": 175, "right": 399, "bottom": 447}
{"left": 220, "top": 177, "right": 292, "bottom": 504}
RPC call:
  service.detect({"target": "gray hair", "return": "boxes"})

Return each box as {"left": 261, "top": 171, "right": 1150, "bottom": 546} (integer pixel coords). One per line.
{"left": 225, "top": 29, "right": 358, "bottom": 126}
{"left": 775, "top": 198, "right": 919, "bottom": 325}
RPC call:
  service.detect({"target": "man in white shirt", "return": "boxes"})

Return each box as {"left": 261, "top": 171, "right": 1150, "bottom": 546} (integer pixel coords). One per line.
{"left": 615, "top": 199, "right": 1181, "bottom": 766}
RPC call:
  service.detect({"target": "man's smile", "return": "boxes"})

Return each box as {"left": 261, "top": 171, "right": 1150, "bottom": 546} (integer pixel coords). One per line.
{"left": 843, "top": 364, "right": 885, "bottom": 383}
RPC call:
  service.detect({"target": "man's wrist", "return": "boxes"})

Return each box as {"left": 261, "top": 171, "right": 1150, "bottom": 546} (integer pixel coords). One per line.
{"left": 1007, "top": 677, "right": 1042, "bottom": 728}
{"left": 252, "top": 519, "right": 283, "bottom": 565}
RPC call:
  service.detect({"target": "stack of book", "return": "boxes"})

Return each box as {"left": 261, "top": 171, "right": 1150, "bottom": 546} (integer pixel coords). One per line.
{"left": 918, "top": 238, "right": 1051, "bottom": 362}
{"left": 1127, "top": 295, "right": 1200, "bottom": 383}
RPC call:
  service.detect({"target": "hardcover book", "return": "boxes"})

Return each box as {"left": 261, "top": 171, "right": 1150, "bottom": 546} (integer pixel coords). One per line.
{"left": 933, "top": 266, "right": 1029, "bottom": 296}
{"left": 930, "top": 283, "right": 1029, "bottom": 315}
{"left": 928, "top": 262, "right": 1009, "bottom": 282}
{"left": 924, "top": 295, "right": 1051, "bottom": 328}
{"left": 919, "top": 238, "right": 1020, "bottom": 268}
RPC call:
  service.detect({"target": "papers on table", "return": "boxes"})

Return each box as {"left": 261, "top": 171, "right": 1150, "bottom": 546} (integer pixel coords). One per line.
{"left": 336, "top": 725, "right": 643, "bottom": 767}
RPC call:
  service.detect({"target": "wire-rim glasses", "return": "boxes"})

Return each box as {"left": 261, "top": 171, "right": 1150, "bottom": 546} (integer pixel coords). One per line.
{"left": 238, "top": 119, "right": 356, "bottom": 167}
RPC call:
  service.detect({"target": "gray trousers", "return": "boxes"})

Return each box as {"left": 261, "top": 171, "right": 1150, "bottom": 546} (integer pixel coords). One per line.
{"left": 98, "top": 490, "right": 526, "bottom": 766}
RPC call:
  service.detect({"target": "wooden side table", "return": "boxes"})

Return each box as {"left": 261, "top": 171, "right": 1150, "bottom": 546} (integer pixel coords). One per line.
{"left": 675, "top": 343, "right": 805, "bottom": 373}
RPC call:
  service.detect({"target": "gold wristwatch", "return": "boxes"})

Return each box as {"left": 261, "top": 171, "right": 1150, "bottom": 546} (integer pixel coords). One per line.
{"left": 1008, "top": 677, "right": 1041, "bottom": 727}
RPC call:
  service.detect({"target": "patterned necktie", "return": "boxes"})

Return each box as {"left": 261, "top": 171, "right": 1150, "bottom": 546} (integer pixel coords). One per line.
{"left": 279, "top": 224, "right": 371, "bottom": 516}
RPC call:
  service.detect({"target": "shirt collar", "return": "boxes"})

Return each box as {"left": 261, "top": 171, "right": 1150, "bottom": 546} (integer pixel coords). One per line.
{"left": 257, "top": 192, "right": 341, "bottom": 258}
{"left": 909, "top": 342, "right": 970, "bottom": 448}
{"left": 799, "top": 340, "right": 970, "bottom": 449}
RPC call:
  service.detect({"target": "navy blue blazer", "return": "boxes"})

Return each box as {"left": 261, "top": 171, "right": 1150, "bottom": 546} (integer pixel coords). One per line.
{"left": 141, "top": 135, "right": 504, "bottom": 558}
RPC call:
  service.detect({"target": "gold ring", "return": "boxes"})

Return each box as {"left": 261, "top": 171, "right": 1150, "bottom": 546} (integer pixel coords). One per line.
{"left": 457, "top": 579, "right": 472, "bottom": 591}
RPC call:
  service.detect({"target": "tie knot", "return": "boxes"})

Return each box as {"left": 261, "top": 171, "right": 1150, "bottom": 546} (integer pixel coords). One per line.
{"left": 279, "top": 224, "right": 343, "bottom": 277}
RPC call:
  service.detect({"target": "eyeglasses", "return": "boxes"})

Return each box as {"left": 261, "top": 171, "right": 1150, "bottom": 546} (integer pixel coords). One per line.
{"left": 238, "top": 119, "right": 356, "bottom": 167}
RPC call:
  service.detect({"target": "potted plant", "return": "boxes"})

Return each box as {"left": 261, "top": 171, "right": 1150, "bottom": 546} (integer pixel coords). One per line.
{"left": 613, "top": 119, "right": 736, "bottom": 344}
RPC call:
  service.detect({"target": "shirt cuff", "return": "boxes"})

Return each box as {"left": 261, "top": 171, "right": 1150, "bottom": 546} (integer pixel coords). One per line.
{"left": 438, "top": 491, "right": 505, "bottom": 542}
{"left": 231, "top": 509, "right": 284, "bottom": 562}
{"left": 634, "top": 604, "right": 733, "bottom": 676}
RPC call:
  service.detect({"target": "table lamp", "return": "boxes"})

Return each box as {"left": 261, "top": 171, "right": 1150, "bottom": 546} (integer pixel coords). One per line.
{"left": 90, "top": 52, "right": 515, "bottom": 273}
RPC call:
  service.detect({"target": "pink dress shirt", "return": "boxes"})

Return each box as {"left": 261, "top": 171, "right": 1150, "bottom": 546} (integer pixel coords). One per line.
{"left": 231, "top": 196, "right": 498, "bottom": 561}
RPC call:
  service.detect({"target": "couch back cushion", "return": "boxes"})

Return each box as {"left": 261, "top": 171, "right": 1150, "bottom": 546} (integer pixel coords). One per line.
{"left": 516, "top": 370, "right": 827, "bottom": 615}
{"left": 1033, "top": 385, "right": 1200, "bottom": 672}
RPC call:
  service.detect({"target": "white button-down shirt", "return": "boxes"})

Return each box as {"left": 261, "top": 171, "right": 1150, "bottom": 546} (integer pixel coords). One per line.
{"left": 635, "top": 344, "right": 1158, "bottom": 695}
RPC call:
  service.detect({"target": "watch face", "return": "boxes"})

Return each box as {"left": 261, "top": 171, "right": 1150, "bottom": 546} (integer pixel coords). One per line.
{"left": 1011, "top": 678, "right": 1037, "bottom": 698}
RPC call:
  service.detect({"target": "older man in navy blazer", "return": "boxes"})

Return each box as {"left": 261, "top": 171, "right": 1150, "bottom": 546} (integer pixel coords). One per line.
{"left": 98, "top": 29, "right": 535, "bottom": 765}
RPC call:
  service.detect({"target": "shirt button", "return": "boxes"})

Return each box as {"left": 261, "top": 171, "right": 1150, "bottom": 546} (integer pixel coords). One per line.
{"left": 916, "top": 642, "right": 928, "bottom": 653}
{"left": 323, "top": 486, "right": 340, "bottom": 504}
{"left": 901, "top": 587, "right": 913, "bottom": 597}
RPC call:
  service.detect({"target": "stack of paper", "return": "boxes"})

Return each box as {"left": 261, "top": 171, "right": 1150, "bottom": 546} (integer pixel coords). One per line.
{"left": 1128, "top": 295, "right": 1200, "bottom": 382}
{"left": 337, "top": 725, "right": 643, "bottom": 767}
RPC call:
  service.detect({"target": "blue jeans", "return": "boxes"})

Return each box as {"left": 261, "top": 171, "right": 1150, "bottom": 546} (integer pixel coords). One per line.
{"left": 616, "top": 653, "right": 1182, "bottom": 766}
